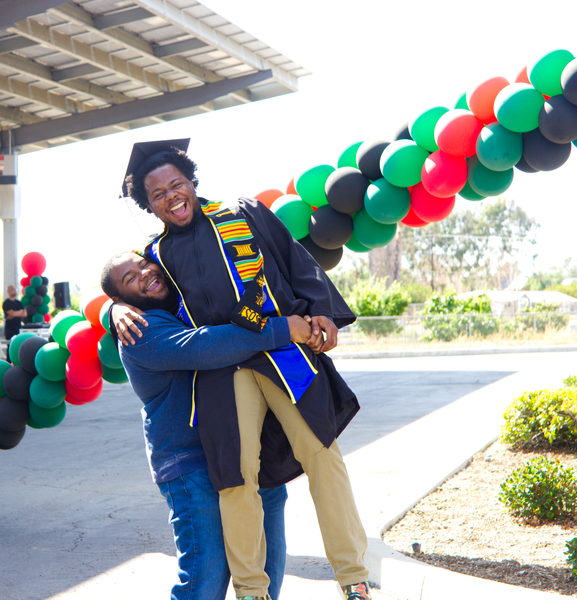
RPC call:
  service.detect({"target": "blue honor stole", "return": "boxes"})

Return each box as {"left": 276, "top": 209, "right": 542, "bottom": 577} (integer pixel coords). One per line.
{"left": 145, "top": 200, "right": 318, "bottom": 427}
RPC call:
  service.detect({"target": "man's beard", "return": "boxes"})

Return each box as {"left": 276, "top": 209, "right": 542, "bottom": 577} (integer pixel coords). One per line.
{"left": 123, "top": 284, "right": 179, "bottom": 313}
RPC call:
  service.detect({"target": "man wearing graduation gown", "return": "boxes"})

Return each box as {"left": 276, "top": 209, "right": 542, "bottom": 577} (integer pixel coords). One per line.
{"left": 114, "top": 140, "right": 371, "bottom": 600}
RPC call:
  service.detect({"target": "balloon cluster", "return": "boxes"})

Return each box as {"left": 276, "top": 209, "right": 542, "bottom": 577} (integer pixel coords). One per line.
{"left": 0, "top": 289, "right": 128, "bottom": 450}
{"left": 19, "top": 252, "right": 51, "bottom": 324}
{"left": 255, "top": 49, "right": 577, "bottom": 271}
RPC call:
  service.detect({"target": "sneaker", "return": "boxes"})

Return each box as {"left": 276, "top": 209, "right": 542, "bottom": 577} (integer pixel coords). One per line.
{"left": 341, "top": 581, "right": 372, "bottom": 600}
{"left": 237, "top": 596, "right": 271, "bottom": 600}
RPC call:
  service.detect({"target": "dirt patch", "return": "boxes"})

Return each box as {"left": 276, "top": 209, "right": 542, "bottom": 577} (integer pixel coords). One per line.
{"left": 382, "top": 441, "right": 577, "bottom": 597}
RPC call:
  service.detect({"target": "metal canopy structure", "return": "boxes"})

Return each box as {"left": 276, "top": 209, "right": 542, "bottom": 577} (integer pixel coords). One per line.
{"left": 0, "top": 0, "right": 309, "bottom": 153}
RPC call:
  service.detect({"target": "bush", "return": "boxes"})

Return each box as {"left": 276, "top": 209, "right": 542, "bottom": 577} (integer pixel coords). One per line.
{"left": 402, "top": 282, "right": 433, "bottom": 304}
{"left": 420, "top": 292, "right": 499, "bottom": 342}
{"left": 348, "top": 278, "right": 410, "bottom": 337}
{"left": 564, "top": 376, "right": 577, "bottom": 388}
{"left": 500, "top": 387, "right": 577, "bottom": 449}
{"left": 499, "top": 456, "right": 577, "bottom": 521}
{"left": 517, "top": 302, "right": 569, "bottom": 332}
{"left": 565, "top": 537, "right": 577, "bottom": 577}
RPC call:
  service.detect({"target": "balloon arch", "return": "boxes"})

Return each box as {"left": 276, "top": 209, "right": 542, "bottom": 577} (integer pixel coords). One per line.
{"left": 256, "top": 49, "right": 577, "bottom": 271}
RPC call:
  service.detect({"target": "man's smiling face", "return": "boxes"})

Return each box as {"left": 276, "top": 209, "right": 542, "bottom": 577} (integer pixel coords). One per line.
{"left": 110, "top": 253, "right": 175, "bottom": 311}
{"left": 144, "top": 163, "right": 200, "bottom": 229}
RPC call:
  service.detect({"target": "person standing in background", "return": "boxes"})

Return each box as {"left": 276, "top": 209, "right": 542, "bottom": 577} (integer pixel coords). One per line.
{"left": 2, "top": 285, "right": 26, "bottom": 359}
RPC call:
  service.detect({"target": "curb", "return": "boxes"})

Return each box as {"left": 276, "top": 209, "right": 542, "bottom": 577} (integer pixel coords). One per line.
{"left": 330, "top": 344, "right": 577, "bottom": 360}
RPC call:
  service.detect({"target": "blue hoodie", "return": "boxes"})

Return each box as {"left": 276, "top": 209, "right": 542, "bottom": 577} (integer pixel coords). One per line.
{"left": 118, "top": 309, "right": 291, "bottom": 483}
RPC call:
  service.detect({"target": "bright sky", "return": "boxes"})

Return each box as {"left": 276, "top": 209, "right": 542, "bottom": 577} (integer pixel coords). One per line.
{"left": 11, "top": 0, "right": 577, "bottom": 291}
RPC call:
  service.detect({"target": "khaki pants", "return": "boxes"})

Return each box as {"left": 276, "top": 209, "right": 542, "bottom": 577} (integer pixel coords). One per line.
{"left": 219, "top": 368, "right": 369, "bottom": 597}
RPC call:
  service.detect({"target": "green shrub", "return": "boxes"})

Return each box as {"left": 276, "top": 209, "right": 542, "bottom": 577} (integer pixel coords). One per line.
{"left": 499, "top": 456, "right": 577, "bottom": 521}
{"left": 348, "top": 279, "right": 410, "bottom": 337}
{"left": 402, "top": 282, "right": 433, "bottom": 304}
{"left": 420, "top": 292, "right": 499, "bottom": 342}
{"left": 565, "top": 537, "right": 577, "bottom": 577}
{"left": 500, "top": 387, "right": 577, "bottom": 449}
{"left": 518, "top": 302, "right": 570, "bottom": 332}
{"left": 564, "top": 376, "right": 577, "bottom": 388}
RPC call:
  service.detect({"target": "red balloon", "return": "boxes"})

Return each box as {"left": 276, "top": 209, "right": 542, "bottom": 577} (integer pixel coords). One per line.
{"left": 466, "top": 77, "right": 510, "bottom": 124}
{"left": 411, "top": 183, "right": 456, "bottom": 223}
{"left": 65, "top": 321, "right": 104, "bottom": 360}
{"left": 254, "top": 189, "right": 284, "bottom": 209}
{"left": 286, "top": 178, "right": 297, "bottom": 195}
{"left": 421, "top": 151, "right": 467, "bottom": 198}
{"left": 65, "top": 355, "right": 102, "bottom": 390}
{"left": 65, "top": 378, "right": 103, "bottom": 405}
{"left": 515, "top": 66, "right": 531, "bottom": 84}
{"left": 401, "top": 205, "right": 429, "bottom": 228}
{"left": 435, "top": 110, "right": 484, "bottom": 158}
{"left": 20, "top": 276, "right": 31, "bottom": 288}
{"left": 43, "top": 313, "right": 52, "bottom": 323}
{"left": 21, "top": 252, "right": 46, "bottom": 276}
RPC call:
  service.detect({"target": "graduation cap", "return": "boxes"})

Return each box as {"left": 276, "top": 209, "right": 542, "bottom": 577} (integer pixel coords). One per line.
{"left": 121, "top": 138, "right": 190, "bottom": 198}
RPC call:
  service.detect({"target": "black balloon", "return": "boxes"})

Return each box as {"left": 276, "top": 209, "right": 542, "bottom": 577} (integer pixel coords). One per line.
{"left": 562, "top": 58, "right": 577, "bottom": 105}
{"left": 18, "top": 336, "right": 48, "bottom": 375}
{"left": 356, "top": 140, "right": 390, "bottom": 181}
{"left": 0, "top": 397, "right": 30, "bottom": 432}
{"left": 308, "top": 205, "right": 353, "bottom": 250}
{"left": 394, "top": 124, "right": 413, "bottom": 141}
{"left": 36, "top": 285, "right": 48, "bottom": 296}
{"left": 523, "top": 129, "right": 572, "bottom": 171}
{"left": 538, "top": 95, "right": 577, "bottom": 144}
{"left": 41, "top": 277, "right": 49, "bottom": 285}
{"left": 299, "top": 235, "right": 343, "bottom": 271}
{"left": 25, "top": 304, "right": 37, "bottom": 316}
{"left": 3, "top": 366, "right": 35, "bottom": 401}
{"left": 30, "top": 294, "right": 43, "bottom": 307}
{"left": 0, "top": 425, "right": 25, "bottom": 450}
{"left": 325, "top": 167, "right": 369, "bottom": 214}
{"left": 514, "top": 155, "right": 540, "bottom": 173}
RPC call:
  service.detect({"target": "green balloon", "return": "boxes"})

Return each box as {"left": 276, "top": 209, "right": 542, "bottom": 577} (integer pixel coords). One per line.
{"left": 28, "top": 400, "right": 66, "bottom": 428}
{"left": 42, "top": 295, "right": 50, "bottom": 305}
{"left": 353, "top": 209, "right": 397, "bottom": 249}
{"left": 34, "top": 342, "right": 70, "bottom": 382}
{"left": 494, "top": 84, "right": 544, "bottom": 132}
{"left": 295, "top": 164, "right": 335, "bottom": 207}
{"left": 27, "top": 415, "right": 44, "bottom": 429}
{"left": 409, "top": 106, "right": 449, "bottom": 152}
{"left": 31, "top": 313, "right": 44, "bottom": 324}
{"left": 24, "top": 286, "right": 36, "bottom": 297}
{"left": 101, "top": 364, "right": 129, "bottom": 384}
{"left": 364, "top": 178, "right": 410, "bottom": 224}
{"left": 99, "top": 299, "right": 113, "bottom": 334}
{"left": 345, "top": 230, "right": 371, "bottom": 253}
{"left": 271, "top": 196, "right": 314, "bottom": 240}
{"left": 30, "top": 276, "right": 42, "bottom": 287}
{"left": 9, "top": 332, "right": 38, "bottom": 365}
{"left": 0, "top": 360, "right": 12, "bottom": 395}
{"left": 380, "top": 140, "right": 429, "bottom": 188}
{"left": 454, "top": 92, "right": 469, "bottom": 110}
{"left": 50, "top": 310, "right": 84, "bottom": 348}
{"left": 467, "top": 156, "right": 514, "bottom": 197}
{"left": 37, "top": 303, "right": 50, "bottom": 315}
{"left": 337, "top": 141, "right": 363, "bottom": 169}
{"left": 476, "top": 123, "right": 523, "bottom": 172}
{"left": 98, "top": 333, "right": 122, "bottom": 369}
{"left": 21, "top": 295, "right": 31, "bottom": 306}
{"left": 30, "top": 376, "right": 66, "bottom": 409}
{"left": 528, "top": 49, "right": 575, "bottom": 97}
{"left": 458, "top": 180, "right": 486, "bottom": 201}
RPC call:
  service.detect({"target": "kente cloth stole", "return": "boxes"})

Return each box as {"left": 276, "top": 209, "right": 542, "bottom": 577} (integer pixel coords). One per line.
{"left": 146, "top": 200, "right": 318, "bottom": 427}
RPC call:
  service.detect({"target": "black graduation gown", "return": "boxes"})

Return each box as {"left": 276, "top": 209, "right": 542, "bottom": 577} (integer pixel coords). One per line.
{"left": 148, "top": 197, "right": 359, "bottom": 491}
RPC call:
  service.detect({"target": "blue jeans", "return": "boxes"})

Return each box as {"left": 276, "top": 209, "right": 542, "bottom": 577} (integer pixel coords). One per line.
{"left": 158, "top": 468, "right": 287, "bottom": 600}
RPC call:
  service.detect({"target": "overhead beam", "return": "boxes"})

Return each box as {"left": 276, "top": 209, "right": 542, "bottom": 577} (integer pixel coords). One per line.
{"left": 0, "top": 36, "right": 37, "bottom": 54}
{"left": 10, "top": 69, "right": 272, "bottom": 147}
{"left": 0, "top": 104, "right": 43, "bottom": 125}
{"left": 93, "top": 7, "right": 155, "bottom": 30}
{"left": 10, "top": 17, "right": 187, "bottom": 94}
{"left": 52, "top": 63, "right": 103, "bottom": 82}
{"left": 49, "top": 4, "right": 219, "bottom": 85}
{"left": 0, "top": 0, "right": 66, "bottom": 29}
{"left": 0, "top": 53, "right": 133, "bottom": 106}
{"left": 153, "top": 38, "right": 208, "bottom": 58}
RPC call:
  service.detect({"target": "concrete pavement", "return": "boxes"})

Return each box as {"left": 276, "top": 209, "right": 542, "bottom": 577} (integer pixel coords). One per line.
{"left": 1, "top": 351, "right": 576, "bottom": 599}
